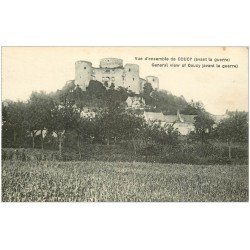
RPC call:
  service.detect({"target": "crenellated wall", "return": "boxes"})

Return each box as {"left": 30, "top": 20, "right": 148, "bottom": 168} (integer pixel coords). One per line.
{"left": 100, "top": 58, "right": 123, "bottom": 69}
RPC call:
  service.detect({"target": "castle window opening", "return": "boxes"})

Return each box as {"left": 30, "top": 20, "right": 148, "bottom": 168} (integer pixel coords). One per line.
{"left": 129, "top": 68, "right": 131, "bottom": 72}
{"left": 133, "top": 78, "right": 135, "bottom": 81}
{"left": 84, "top": 67, "right": 86, "bottom": 69}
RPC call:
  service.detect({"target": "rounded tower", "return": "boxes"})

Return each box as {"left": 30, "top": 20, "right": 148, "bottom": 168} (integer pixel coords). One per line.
{"left": 123, "top": 64, "right": 140, "bottom": 94}
{"left": 75, "top": 61, "right": 93, "bottom": 91}
{"left": 100, "top": 58, "right": 123, "bottom": 68}
{"left": 145, "top": 76, "right": 159, "bottom": 90}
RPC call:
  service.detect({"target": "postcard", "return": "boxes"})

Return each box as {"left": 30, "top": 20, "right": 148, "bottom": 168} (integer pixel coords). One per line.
{"left": 1, "top": 46, "right": 248, "bottom": 202}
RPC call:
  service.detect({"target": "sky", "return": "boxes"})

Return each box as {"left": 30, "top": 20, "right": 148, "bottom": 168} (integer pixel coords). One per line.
{"left": 2, "top": 46, "right": 248, "bottom": 115}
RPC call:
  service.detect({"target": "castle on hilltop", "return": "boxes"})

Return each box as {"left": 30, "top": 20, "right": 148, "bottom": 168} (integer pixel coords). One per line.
{"left": 73, "top": 58, "right": 159, "bottom": 94}
{"left": 68, "top": 58, "right": 202, "bottom": 136}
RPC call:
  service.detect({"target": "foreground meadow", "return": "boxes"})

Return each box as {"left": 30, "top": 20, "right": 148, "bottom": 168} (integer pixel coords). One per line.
{"left": 1, "top": 160, "right": 248, "bottom": 202}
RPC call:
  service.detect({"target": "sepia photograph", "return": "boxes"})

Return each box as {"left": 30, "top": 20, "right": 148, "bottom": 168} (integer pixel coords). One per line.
{"left": 1, "top": 46, "right": 248, "bottom": 202}
{"left": 1, "top": 1, "right": 250, "bottom": 249}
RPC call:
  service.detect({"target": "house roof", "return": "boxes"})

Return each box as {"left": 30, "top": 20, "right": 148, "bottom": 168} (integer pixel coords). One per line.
{"left": 144, "top": 112, "right": 167, "bottom": 121}
{"left": 144, "top": 112, "right": 196, "bottom": 124}
{"left": 164, "top": 115, "right": 179, "bottom": 123}
{"left": 181, "top": 115, "right": 196, "bottom": 124}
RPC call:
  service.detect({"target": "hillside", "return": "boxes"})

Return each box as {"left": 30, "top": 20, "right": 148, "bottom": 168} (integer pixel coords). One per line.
{"left": 59, "top": 80, "right": 195, "bottom": 115}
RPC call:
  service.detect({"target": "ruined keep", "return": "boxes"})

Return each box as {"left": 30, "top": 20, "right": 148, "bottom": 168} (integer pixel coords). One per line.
{"left": 145, "top": 76, "right": 160, "bottom": 90}
{"left": 74, "top": 58, "right": 159, "bottom": 94}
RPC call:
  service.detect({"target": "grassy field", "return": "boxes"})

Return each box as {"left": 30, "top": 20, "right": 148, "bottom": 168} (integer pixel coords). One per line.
{"left": 1, "top": 160, "right": 248, "bottom": 202}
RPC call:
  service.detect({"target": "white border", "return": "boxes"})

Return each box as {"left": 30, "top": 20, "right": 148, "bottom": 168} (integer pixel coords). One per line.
{"left": 0, "top": 1, "right": 249, "bottom": 250}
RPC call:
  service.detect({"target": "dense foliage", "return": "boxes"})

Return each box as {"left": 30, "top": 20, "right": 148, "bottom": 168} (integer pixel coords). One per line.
{"left": 213, "top": 111, "right": 248, "bottom": 143}
{"left": 2, "top": 80, "right": 248, "bottom": 163}
{"left": 2, "top": 81, "right": 182, "bottom": 154}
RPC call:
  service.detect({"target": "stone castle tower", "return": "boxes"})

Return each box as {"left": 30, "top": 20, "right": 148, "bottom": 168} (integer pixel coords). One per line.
{"left": 75, "top": 58, "right": 159, "bottom": 94}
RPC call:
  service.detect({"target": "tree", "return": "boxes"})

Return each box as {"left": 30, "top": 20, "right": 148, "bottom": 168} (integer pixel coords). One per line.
{"left": 182, "top": 100, "right": 205, "bottom": 115}
{"left": 96, "top": 102, "right": 124, "bottom": 144}
{"left": 184, "top": 100, "right": 215, "bottom": 145}
{"left": 26, "top": 91, "right": 54, "bottom": 149}
{"left": 148, "top": 90, "right": 188, "bottom": 114}
{"left": 75, "top": 116, "right": 96, "bottom": 159}
{"left": 141, "top": 82, "right": 154, "bottom": 106}
{"left": 193, "top": 111, "right": 215, "bottom": 145}
{"left": 119, "top": 109, "right": 145, "bottom": 155}
{"left": 86, "top": 80, "right": 106, "bottom": 98}
{"left": 2, "top": 101, "right": 28, "bottom": 147}
{"left": 93, "top": 100, "right": 145, "bottom": 152}
{"left": 213, "top": 111, "right": 248, "bottom": 158}
{"left": 49, "top": 97, "right": 80, "bottom": 156}
{"left": 116, "top": 87, "right": 129, "bottom": 102}
{"left": 145, "top": 121, "right": 180, "bottom": 146}
{"left": 143, "top": 82, "right": 154, "bottom": 96}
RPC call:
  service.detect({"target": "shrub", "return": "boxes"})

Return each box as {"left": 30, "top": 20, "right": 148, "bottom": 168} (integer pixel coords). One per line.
{"left": 138, "top": 144, "right": 163, "bottom": 156}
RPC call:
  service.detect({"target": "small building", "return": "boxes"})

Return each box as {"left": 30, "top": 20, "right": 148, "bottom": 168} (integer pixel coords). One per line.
{"left": 144, "top": 110, "right": 196, "bottom": 135}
